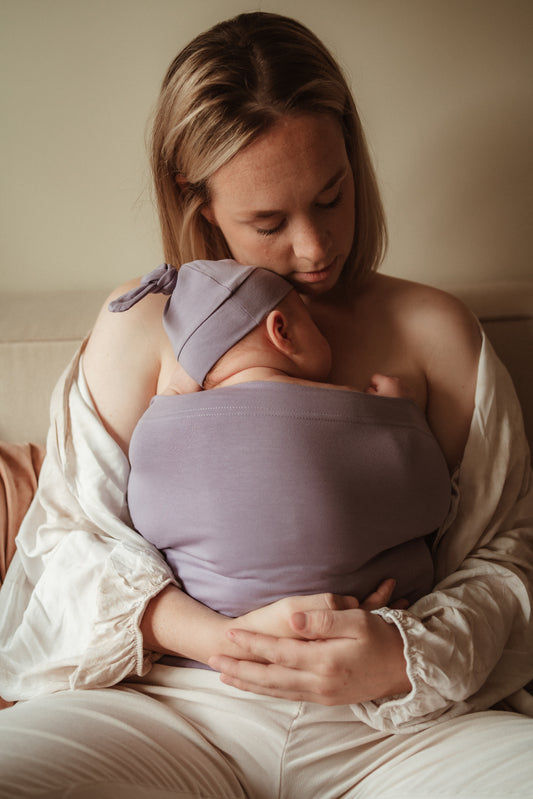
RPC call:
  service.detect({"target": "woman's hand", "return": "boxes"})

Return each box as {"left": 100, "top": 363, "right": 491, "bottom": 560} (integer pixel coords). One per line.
{"left": 232, "top": 593, "right": 358, "bottom": 643}
{"left": 230, "top": 578, "right": 404, "bottom": 642}
{"left": 210, "top": 609, "right": 410, "bottom": 705}
{"left": 209, "top": 579, "right": 411, "bottom": 704}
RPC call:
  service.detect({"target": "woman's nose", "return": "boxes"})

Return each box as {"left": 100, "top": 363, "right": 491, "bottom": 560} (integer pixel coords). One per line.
{"left": 291, "top": 217, "right": 330, "bottom": 264}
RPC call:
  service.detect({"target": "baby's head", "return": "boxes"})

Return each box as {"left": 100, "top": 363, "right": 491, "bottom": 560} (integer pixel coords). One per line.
{"left": 204, "top": 286, "right": 332, "bottom": 388}
{"left": 163, "top": 259, "right": 331, "bottom": 388}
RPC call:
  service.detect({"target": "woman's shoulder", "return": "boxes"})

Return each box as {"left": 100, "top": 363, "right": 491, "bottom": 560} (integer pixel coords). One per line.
{"left": 362, "top": 272, "right": 481, "bottom": 351}
{"left": 86, "top": 276, "right": 172, "bottom": 369}
{"left": 366, "top": 273, "right": 482, "bottom": 468}
{"left": 363, "top": 271, "right": 466, "bottom": 310}
{"left": 83, "top": 275, "right": 175, "bottom": 452}
{"left": 90, "top": 275, "right": 172, "bottom": 342}
{"left": 107, "top": 275, "right": 171, "bottom": 320}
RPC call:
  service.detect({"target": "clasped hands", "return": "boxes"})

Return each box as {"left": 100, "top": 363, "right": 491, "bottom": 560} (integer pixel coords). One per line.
{"left": 208, "top": 579, "right": 412, "bottom": 705}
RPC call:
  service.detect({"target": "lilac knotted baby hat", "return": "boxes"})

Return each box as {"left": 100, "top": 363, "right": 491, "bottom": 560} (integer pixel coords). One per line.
{"left": 109, "top": 259, "right": 292, "bottom": 384}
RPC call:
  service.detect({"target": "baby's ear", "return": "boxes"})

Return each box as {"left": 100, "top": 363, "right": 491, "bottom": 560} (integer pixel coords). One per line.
{"left": 265, "top": 309, "right": 293, "bottom": 353}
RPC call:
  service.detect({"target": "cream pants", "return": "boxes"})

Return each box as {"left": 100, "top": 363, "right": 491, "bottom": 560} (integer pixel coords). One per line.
{"left": 1, "top": 666, "right": 533, "bottom": 799}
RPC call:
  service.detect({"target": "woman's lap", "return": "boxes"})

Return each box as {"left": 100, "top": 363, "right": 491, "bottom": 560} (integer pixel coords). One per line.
{"left": 0, "top": 680, "right": 248, "bottom": 798}
{"left": 1, "top": 667, "right": 532, "bottom": 798}
{"left": 348, "top": 710, "right": 533, "bottom": 798}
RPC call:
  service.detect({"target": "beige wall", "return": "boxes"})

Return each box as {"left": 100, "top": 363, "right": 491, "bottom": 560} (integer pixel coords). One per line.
{"left": 1, "top": 0, "right": 532, "bottom": 293}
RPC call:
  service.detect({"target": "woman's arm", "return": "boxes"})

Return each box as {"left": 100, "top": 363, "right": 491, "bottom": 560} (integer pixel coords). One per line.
{"left": 143, "top": 580, "right": 401, "bottom": 665}
{"left": 83, "top": 279, "right": 172, "bottom": 453}
{"left": 141, "top": 584, "right": 357, "bottom": 663}
{"left": 416, "top": 287, "right": 482, "bottom": 471}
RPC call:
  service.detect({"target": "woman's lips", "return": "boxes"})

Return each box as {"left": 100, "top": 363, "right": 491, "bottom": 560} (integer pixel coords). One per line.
{"left": 292, "top": 259, "right": 337, "bottom": 284}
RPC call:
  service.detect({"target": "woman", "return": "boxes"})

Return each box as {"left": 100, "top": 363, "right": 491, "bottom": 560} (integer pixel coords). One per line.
{"left": 1, "top": 12, "right": 532, "bottom": 797}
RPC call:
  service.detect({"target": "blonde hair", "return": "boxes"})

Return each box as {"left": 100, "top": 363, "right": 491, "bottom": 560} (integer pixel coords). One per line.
{"left": 150, "top": 12, "right": 387, "bottom": 289}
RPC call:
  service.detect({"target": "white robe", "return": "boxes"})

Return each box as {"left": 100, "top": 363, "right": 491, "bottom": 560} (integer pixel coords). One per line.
{"left": 1, "top": 332, "right": 532, "bottom": 733}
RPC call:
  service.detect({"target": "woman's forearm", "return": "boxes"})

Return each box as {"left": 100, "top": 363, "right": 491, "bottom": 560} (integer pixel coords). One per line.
{"left": 140, "top": 585, "right": 365, "bottom": 666}
{"left": 140, "top": 584, "right": 235, "bottom": 664}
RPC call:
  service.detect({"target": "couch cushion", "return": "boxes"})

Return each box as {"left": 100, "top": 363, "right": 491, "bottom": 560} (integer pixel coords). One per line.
{"left": 0, "top": 291, "right": 105, "bottom": 445}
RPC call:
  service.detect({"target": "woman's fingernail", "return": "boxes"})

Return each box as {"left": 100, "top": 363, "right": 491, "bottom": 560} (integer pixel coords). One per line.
{"left": 292, "top": 612, "right": 307, "bottom": 631}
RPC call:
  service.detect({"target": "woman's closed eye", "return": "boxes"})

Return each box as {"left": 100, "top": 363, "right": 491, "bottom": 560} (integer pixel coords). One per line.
{"left": 316, "top": 190, "right": 343, "bottom": 210}
{"left": 257, "top": 219, "right": 287, "bottom": 237}
{"left": 256, "top": 192, "right": 344, "bottom": 237}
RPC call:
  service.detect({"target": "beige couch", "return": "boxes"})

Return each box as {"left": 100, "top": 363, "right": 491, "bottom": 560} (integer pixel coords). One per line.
{"left": 0, "top": 282, "right": 532, "bottom": 450}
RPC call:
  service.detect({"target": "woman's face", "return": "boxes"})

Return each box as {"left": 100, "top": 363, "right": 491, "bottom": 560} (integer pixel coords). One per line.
{"left": 203, "top": 114, "right": 355, "bottom": 296}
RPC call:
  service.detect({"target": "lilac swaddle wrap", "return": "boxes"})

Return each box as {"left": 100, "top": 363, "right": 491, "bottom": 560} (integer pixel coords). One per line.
{"left": 128, "top": 380, "right": 451, "bottom": 620}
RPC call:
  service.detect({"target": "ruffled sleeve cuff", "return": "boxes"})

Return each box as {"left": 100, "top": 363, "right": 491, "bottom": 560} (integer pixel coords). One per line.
{"left": 350, "top": 607, "right": 464, "bottom": 733}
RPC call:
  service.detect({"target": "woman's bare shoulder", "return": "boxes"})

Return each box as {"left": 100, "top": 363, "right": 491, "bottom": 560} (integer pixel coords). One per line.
{"left": 365, "top": 273, "right": 482, "bottom": 468}
{"left": 365, "top": 271, "right": 467, "bottom": 308}
{"left": 83, "top": 277, "right": 173, "bottom": 453}
{"left": 86, "top": 276, "right": 172, "bottom": 367}
{"left": 365, "top": 272, "right": 480, "bottom": 350}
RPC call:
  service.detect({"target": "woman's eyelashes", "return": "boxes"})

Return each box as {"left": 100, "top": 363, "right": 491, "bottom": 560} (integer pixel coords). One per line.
{"left": 256, "top": 191, "right": 344, "bottom": 237}
{"left": 316, "top": 190, "right": 343, "bottom": 210}
{"left": 257, "top": 219, "right": 286, "bottom": 237}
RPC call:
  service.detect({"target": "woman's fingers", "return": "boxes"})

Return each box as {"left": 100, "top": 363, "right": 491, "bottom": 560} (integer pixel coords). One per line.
{"left": 219, "top": 663, "right": 332, "bottom": 703}
{"left": 286, "top": 593, "right": 359, "bottom": 611}
{"left": 218, "top": 629, "right": 320, "bottom": 669}
{"left": 208, "top": 637, "right": 350, "bottom": 704}
{"left": 390, "top": 597, "right": 410, "bottom": 610}
{"left": 290, "top": 607, "right": 370, "bottom": 640}
{"left": 289, "top": 581, "right": 402, "bottom": 640}
{"left": 359, "top": 578, "right": 396, "bottom": 610}
{"left": 233, "top": 592, "right": 360, "bottom": 644}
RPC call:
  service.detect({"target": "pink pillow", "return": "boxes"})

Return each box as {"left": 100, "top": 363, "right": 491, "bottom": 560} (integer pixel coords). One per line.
{"left": 0, "top": 441, "right": 44, "bottom": 708}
